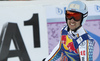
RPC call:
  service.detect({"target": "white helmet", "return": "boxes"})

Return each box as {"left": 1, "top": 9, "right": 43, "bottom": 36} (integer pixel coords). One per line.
{"left": 66, "top": 1, "right": 88, "bottom": 25}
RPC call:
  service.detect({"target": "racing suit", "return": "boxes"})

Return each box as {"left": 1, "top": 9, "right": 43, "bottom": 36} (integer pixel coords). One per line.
{"left": 45, "top": 25, "right": 94, "bottom": 61}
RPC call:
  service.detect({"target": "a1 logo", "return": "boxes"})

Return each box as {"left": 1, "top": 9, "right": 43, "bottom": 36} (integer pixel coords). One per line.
{"left": 0, "top": 14, "right": 40, "bottom": 61}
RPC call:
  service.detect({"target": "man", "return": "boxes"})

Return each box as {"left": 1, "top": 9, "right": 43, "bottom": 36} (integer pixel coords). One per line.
{"left": 43, "top": 1, "right": 94, "bottom": 61}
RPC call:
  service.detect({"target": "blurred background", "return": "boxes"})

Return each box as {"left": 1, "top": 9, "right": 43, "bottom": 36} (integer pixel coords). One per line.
{"left": 0, "top": 0, "right": 100, "bottom": 1}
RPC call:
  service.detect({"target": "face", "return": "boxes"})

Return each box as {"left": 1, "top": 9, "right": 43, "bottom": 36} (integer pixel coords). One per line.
{"left": 67, "top": 18, "right": 81, "bottom": 31}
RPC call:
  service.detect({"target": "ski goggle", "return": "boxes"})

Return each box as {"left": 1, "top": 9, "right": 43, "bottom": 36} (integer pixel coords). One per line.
{"left": 65, "top": 10, "right": 82, "bottom": 21}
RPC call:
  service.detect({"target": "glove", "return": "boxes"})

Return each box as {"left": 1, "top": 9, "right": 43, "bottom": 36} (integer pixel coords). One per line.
{"left": 42, "top": 58, "right": 46, "bottom": 61}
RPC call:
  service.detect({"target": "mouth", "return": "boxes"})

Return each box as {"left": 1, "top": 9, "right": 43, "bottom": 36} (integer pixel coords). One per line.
{"left": 69, "top": 23, "right": 76, "bottom": 30}
{"left": 70, "top": 23, "right": 75, "bottom": 26}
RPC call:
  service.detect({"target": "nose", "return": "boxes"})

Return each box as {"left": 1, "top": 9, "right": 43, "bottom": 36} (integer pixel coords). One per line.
{"left": 70, "top": 19, "right": 75, "bottom": 22}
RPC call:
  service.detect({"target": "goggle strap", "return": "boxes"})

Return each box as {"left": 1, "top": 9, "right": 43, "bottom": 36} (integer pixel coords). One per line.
{"left": 83, "top": 12, "right": 88, "bottom": 18}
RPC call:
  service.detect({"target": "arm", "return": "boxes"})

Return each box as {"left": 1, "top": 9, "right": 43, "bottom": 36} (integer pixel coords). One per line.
{"left": 87, "top": 39, "right": 94, "bottom": 61}
{"left": 45, "top": 41, "right": 62, "bottom": 61}
{"left": 44, "top": 25, "right": 67, "bottom": 61}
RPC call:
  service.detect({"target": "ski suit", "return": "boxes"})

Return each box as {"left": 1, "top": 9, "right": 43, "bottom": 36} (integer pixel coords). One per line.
{"left": 45, "top": 25, "right": 94, "bottom": 61}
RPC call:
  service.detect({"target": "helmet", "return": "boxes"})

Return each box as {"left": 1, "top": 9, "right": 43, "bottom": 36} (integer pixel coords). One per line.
{"left": 66, "top": 1, "right": 88, "bottom": 25}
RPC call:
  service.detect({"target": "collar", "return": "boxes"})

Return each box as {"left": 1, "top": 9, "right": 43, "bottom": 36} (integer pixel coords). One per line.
{"left": 69, "top": 26, "right": 86, "bottom": 37}
{"left": 76, "top": 26, "right": 86, "bottom": 36}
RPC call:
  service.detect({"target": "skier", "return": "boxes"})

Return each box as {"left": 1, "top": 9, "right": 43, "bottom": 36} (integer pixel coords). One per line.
{"left": 43, "top": 1, "right": 94, "bottom": 61}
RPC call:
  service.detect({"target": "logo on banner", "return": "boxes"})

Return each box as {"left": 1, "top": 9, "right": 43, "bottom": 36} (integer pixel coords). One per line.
{"left": 56, "top": 7, "right": 63, "bottom": 15}
{"left": 94, "top": 5, "right": 100, "bottom": 12}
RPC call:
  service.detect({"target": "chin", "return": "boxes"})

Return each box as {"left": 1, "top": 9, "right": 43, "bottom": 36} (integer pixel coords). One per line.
{"left": 70, "top": 28, "right": 76, "bottom": 31}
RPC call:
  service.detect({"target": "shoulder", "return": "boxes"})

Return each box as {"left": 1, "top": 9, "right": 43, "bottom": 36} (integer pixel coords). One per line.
{"left": 61, "top": 25, "right": 68, "bottom": 35}
{"left": 61, "top": 25, "right": 68, "bottom": 31}
{"left": 87, "top": 34, "right": 95, "bottom": 45}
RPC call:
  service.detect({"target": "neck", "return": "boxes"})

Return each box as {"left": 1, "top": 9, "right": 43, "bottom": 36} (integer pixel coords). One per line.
{"left": 69, "top": 25, "right": 82, "bottom": 32}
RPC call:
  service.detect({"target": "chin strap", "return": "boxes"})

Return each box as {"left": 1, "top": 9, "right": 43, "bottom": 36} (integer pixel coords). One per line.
{"left": 72, "top": 25, "right": 82, "bottom": 32}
